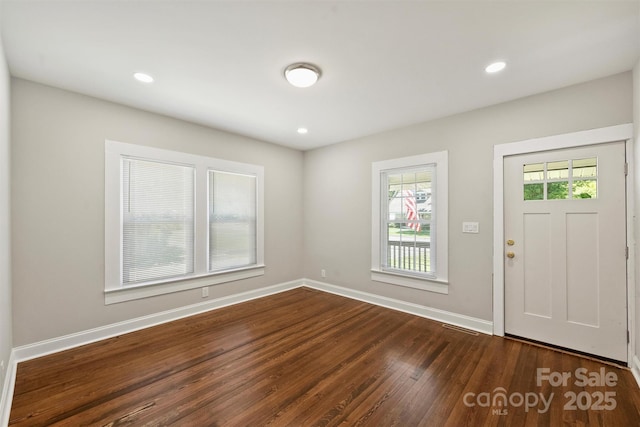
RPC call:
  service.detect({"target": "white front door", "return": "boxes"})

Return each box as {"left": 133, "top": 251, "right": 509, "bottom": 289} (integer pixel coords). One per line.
{"left": 504, "top": 142, "right": 627, "bottom": 362}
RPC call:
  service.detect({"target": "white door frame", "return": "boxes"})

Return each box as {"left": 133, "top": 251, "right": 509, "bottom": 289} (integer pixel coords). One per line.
{"left": 493, "top": 123, "right": 635, "bottom": 365}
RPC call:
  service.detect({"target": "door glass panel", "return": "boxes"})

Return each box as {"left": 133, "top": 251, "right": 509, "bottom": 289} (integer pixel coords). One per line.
{"left": 547, "top": 160, "right": 569, "bottom": 180}
{"left": 524, "top": 183, "right": 544, "bottom": 200}
{"left": 573, "top": 179, "right": 597, "bottom": 199}
{"left": 573, "top": 158, "right": 597, "bottom": 178}
{"left": 547, "top": 181, "right": 569, "bottom": 199}
{"left": 523, "top": 163, "right": 544, "bottom": 182}
{"left": 524, "top": 157, "right": 598, "bottom": 201}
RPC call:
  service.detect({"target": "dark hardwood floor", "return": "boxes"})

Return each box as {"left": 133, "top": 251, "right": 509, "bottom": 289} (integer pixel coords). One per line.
{"left": 8, "top": 288, "right": 640, "bottom": 426}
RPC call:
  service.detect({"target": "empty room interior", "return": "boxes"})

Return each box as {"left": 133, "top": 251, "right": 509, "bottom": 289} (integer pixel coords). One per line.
{"left": 2, "top": 1, "right": 640, "bottom": 426}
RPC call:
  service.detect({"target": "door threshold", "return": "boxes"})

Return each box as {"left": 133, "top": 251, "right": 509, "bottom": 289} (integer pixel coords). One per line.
{"left": 505, "top": 334, "right": 627, "bottom": 369}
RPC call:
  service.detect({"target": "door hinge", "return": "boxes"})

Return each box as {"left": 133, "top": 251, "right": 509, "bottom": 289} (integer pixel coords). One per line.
{"left": 624, "top": 163, "right": 629, "bottom": 176}
{"left": 626, "top": 246, "right": 629, "bottom": 259}
{"left": 627, "top": 330, "right": 630, "bottom": 343}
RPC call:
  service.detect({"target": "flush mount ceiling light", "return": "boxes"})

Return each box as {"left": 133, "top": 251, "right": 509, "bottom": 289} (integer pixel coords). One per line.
{"left": 284, "top": 63, "right": 321, "bottom": 88}
{"left": 297, "top": 127, "right": 309, "bottom": 134}
{"left": 485, "top": 61, "right": 506, "bottom": 73}
{"left": 133, "top": 72, "right": 154, "bottom": 83}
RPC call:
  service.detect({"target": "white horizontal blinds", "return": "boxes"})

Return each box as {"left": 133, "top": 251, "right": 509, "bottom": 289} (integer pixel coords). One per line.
{"left": 122, "top": 157, "right": 195, "bottom": 285}
{"left": 209, "top": 170, "right": 257, "bottom": 271}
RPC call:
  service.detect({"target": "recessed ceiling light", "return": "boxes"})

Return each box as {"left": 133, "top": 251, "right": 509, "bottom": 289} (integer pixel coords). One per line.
{"left": 285, "top": 63, "right": 321, "bottom": 88}
{"left": 485, "top": 61, "right": 506, "bottom": 73}
{"left": 297, "top": 127, "right": 309, "bottom": 134}
{"left": 134, "top": 72, "right": 154, "bottom": 83}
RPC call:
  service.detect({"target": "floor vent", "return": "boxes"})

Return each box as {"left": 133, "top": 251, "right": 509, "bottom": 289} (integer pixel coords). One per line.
{"left": 442, "top": 323, "right": 479, "bottom": 336}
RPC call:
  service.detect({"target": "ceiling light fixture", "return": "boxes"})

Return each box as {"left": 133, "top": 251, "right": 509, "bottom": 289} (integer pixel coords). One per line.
{"left": 134, "top": 72, "right": 154, "bottom": 83}
{"left": 284, "top": 63, "right": 321, "bottom": 88}
{"left": 297, "top": 127, "right": 309, "bottom": 134}
{"left": 485, "top": 61, "right": 506, "bottom": 73}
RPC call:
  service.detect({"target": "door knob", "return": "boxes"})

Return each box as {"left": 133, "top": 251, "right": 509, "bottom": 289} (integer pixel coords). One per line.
{"left": 506, "top": 251, "right": 515, "bottom": 259}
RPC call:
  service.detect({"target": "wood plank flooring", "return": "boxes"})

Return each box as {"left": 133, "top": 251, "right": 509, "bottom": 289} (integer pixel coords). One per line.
{"left": 8, "top": 288, "right": 640, "bottom": 426}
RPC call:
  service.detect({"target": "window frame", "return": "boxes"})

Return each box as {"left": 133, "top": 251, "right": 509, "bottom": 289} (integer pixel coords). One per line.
{"left": 371, "top": 151, "right": 448, "bottom": 294}
{"left": 105, "top": 140, "right": 264, "bottom": 304}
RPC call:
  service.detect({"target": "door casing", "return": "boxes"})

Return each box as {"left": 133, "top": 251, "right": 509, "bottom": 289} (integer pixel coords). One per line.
{"left": 492, "top": 123, "right": 635, "bottom": 366}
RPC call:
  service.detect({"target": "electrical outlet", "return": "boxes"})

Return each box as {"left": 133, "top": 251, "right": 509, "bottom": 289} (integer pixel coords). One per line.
{"left": 201, "top": 287, "right": 209, "bottom": 298}
{"left": 321, "top": 269, "right": 326, "bottom": 278}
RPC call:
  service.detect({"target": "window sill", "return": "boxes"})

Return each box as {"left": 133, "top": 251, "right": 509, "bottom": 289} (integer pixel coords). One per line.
{"left": 105, "top": 265, "right": 265, "bottom": 304}
{"left": 371, "top": 269, "right": 448, "bottom": 294}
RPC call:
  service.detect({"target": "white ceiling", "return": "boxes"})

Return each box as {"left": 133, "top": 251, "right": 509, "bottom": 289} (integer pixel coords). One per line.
{"left": 1, "top": 1, "right": 639, "bottom": 151}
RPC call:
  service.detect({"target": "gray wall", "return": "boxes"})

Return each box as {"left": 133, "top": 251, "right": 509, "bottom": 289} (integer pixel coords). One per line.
{"left": 0, "top": 14, "right": 12, "bottom": 383}
{"left": 8, "top": 71, "right": 636, "bottom": 349}
{"left": 303, "top": 72, "right": 633, "bottom": 322}
{"left": 10, "top": 78, "right": 304, "bottom": 346}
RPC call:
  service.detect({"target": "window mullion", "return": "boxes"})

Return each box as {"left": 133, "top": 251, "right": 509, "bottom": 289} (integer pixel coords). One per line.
{"left": 568, "top": 160, "right": 574, "bottom": 199}
{"left": 381, "top": 173, "right": 389, "bottom": 269}
{"left": 194, "top": 163, "right": 209, "bottom": 275}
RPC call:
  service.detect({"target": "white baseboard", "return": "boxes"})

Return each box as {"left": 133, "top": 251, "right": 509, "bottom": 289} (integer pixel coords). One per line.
{"left": 1, "top": 276, "right": 496, "bottom": 426}
{"left": 13, "top": 278, "right": 492, "bottom": 364}
{"left": 12, "top": 279, "right": 302, "bottom": 363}
{"left": 2, "top": 277, "right": 636, "bottom": 426}
{"left": 0, "top": 350, "right": 16, "bottom": 427}
{"left": 301, "top": 279, "right": 494, "bottom": 335}
{"left": 632, "top": 355, "right": 640, "bottom": 389}
{"left": 1, "top": 276, "right": 636, "bottom": 425}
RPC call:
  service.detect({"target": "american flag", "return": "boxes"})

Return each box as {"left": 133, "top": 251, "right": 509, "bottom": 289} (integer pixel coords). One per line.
{"left": 403, "top": 190, "right": 421, "bottom": 232}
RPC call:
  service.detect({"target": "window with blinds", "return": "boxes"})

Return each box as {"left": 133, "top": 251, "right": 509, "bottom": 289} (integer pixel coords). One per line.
{"left": 105, "top": 140, "right": 264, "bottom": 302}
{"left": 122, "top": 158, "right": 195, "bottom": 285}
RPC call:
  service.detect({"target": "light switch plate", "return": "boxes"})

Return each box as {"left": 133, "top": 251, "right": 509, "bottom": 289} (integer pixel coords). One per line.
{"left": 463, "top": 222, "right": 479, "bottom": 233}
